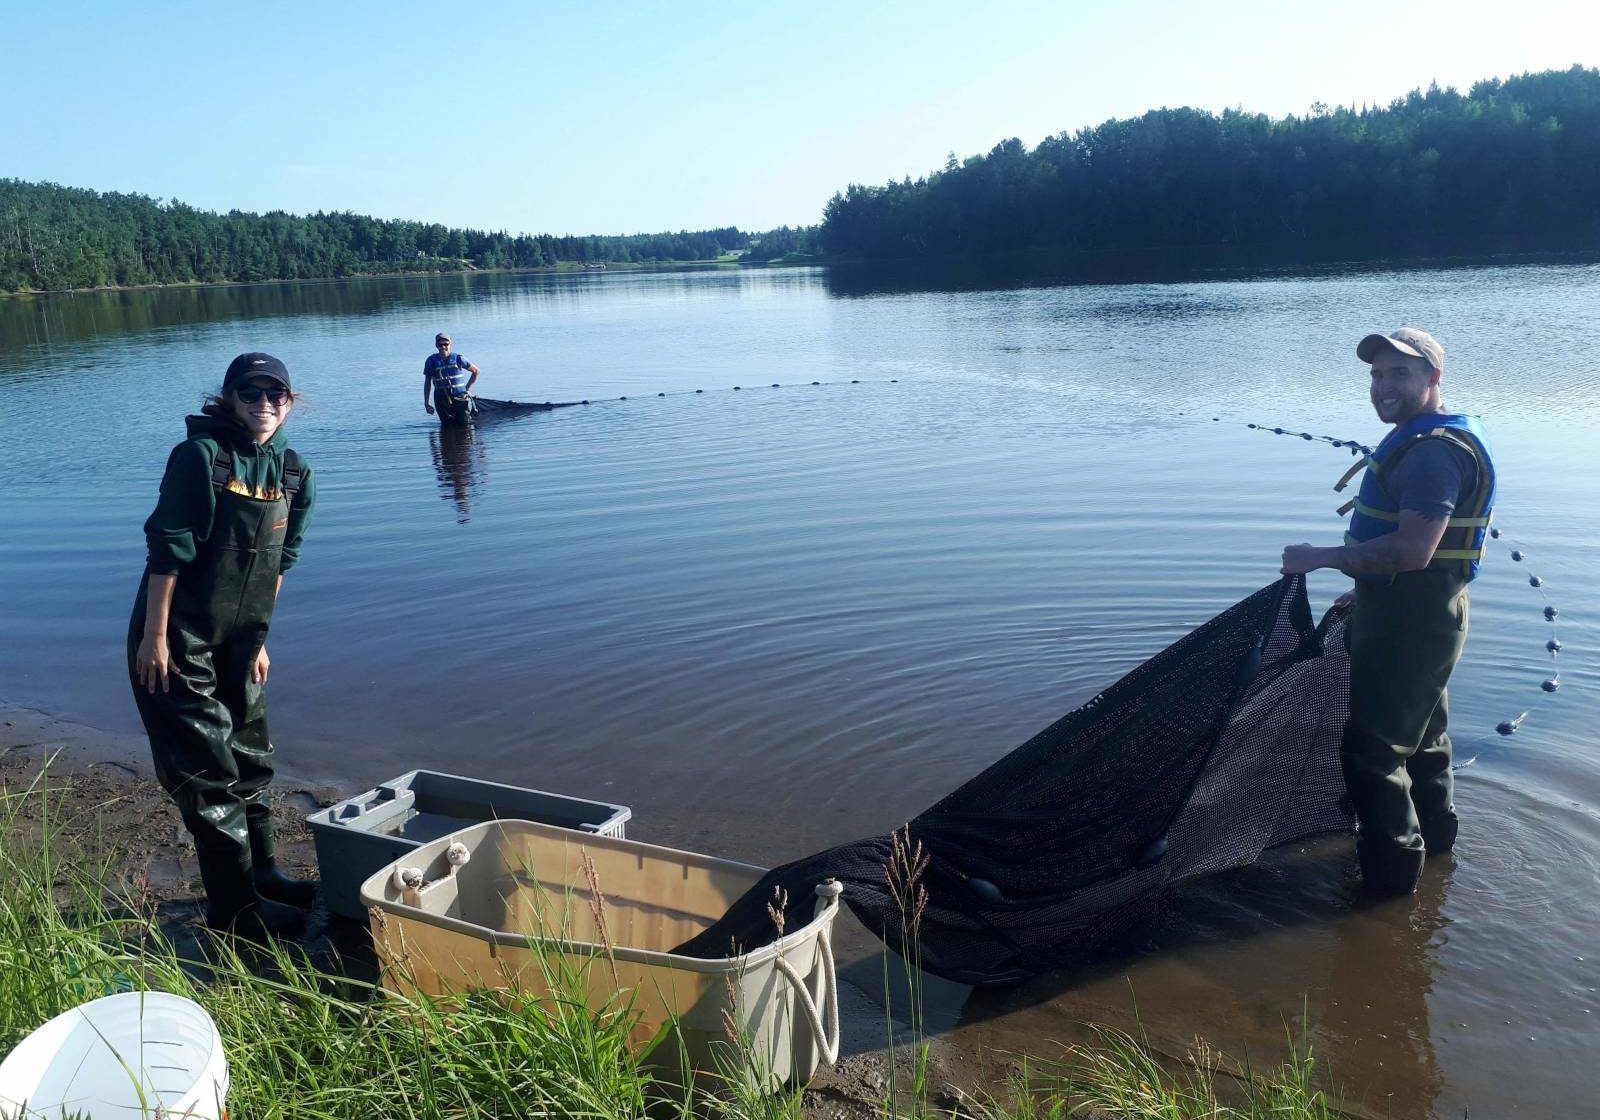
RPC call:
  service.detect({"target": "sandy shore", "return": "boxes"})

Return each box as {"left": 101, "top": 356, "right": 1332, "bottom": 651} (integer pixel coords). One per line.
{"left": 0, "top": 698, "right": 981, "bottom": 1116}
{"left": 0, "top": 701, "right": 336, "bottom": 898}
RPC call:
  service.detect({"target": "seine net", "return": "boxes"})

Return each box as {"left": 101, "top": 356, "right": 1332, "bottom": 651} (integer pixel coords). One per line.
{"left": 672, "top": 575, "right": 1353, "bottom": 985}
{"left": 470, "top": 397, "right": 577, "bottom": 417}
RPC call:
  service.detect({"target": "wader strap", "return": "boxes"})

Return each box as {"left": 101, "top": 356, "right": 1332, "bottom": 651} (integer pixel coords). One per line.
{"left": 281, "top": 449, "right": 303, "bottom": 498}
{"left": 210, "top": 447, "right": 234, "bottom": 489}
{"left": 1334, "top": 457, "right": 1369, "bottom": 493}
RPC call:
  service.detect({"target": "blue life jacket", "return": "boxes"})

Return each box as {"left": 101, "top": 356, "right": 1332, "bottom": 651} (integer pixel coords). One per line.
{"left": 1336, "top": 412, "right": 1496, "bottom": 582}
{"left": 428, "top": 353, "right": 471, "bottom": 397}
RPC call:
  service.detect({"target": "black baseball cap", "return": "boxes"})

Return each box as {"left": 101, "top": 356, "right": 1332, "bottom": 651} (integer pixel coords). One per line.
{"left": 222, "top": 352, "right": 292, "bottom": 393}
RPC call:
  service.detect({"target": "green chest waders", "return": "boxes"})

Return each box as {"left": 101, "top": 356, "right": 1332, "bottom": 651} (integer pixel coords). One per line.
{"left": 1343, "top": 572, "right": 1469, "bottom": 893}
{"left": 128, "top": 452, "right": 308, "bottom": 929}
{"left": 433, "top": 383, "right": 476, "bottom": 426}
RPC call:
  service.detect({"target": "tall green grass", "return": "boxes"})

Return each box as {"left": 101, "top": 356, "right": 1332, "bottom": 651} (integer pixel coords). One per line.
{"left": 1, "top": 764, "right": 662, "bottom": 1119}
{"left": 969, "top": 1026, "right": 1342, "bottom": 1120}
{"left": 2, "top": 763, "right": 1346, "bottom": 1120}
{"left": 881, "top": 827, "right": 935, "bottom": 1120}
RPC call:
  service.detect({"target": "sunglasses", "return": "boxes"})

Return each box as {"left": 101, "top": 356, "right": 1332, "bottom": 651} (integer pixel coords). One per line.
{"left": 235, "top": 385, "right": 291, "bottom": 405}
{"left": 436, "top": 341, "right": 451, "bottom": 348}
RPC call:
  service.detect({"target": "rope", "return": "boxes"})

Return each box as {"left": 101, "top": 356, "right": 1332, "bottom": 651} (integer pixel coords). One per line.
{"left": 1483, "top": 525, "right": 1564, "bottom": 745}
{"left": 772, "top": 882, "right": 842, "bottom": 1065}
{"left": 495, "top": 378, "right": 902, "bottom": 411}
{"left": 1247, "top": 421, "right": 1372, "bottom": 456}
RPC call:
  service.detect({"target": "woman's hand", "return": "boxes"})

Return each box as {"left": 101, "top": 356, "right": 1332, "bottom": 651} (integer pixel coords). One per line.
{"left": 136, "top": 634, "right": 171, "bottom": 694}
{"left": 252, "top": 644, "right": 271, "bottom": 685}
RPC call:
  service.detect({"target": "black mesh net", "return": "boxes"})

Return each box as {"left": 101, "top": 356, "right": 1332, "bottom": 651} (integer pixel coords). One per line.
{"left": 672, "top": 576, "right": 1353, "bottom": 985}
{"left": 471, "top": 397, "right": 577, "bottom": 417}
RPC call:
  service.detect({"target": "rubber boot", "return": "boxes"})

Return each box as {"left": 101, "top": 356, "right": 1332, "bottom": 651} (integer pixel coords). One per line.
{"left": 247, "top": 813, "right": 317, "bottom": 909}
{"left": 1356, "top": 837, "right": 1426, "bottom": 898}
{"left": 197, "top": 846, "right": 305, "bottom": 940}
{"left": 1419, "top": 812, "right": 1459, "bottom": 856}
{"left": 253, "top": 863, "right": 317, "bottom": 909}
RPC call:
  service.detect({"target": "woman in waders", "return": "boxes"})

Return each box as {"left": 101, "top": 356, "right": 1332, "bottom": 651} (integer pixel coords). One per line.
{"left": 130, "top": 353, "right": 318, "bottom": 939}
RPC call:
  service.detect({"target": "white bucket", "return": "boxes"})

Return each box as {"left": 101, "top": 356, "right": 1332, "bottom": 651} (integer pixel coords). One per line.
{"left": 0, "top": 992, "right": 228, "bottom": 1120}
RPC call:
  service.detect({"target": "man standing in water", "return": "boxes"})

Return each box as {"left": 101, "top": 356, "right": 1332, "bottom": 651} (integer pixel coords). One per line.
{"left": 1281, "top": 328, "right": 1496, "bottom": 895}
{"left": 424, "top": 332, "right": 481, "bottom": 425}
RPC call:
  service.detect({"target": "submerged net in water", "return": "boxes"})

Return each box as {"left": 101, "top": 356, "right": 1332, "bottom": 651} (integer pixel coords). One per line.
{"left": 673, "top": 576, "right": 1353, "bottom": 985}
{"left": 470, "top": 397, "right": 581, "bottom": 418}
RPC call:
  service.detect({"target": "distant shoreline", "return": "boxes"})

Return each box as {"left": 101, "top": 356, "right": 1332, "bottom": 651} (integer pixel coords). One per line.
{"left": 8, "top": 245, "right": 1597, "bottom": 301}
{"left": 0, "top": 256, "right": 829, "bottom": 300}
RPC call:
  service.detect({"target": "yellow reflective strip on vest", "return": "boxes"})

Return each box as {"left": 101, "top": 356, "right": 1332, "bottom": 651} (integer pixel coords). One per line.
{"left": 1352, "top": 499, "right": 1489, "bottom": 528}
{"left": 1346, "top": 534, "right": 1484, "bottom": 563}
{"left": 1352, "top": 500, "right": 1400, "bottom": 522}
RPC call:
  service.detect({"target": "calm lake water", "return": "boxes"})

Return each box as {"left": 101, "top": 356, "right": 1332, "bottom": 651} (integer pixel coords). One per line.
{"left": 2, "top": 264, "right": 1597, "bottom": 1115}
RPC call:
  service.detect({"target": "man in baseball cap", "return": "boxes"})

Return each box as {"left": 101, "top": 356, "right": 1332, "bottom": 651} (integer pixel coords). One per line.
{"left": 1281, "top": 327, "right": 1497, "bottom": 895}
{"left": 423, "top": 333, "right": 482, "bottom": 425}
{"left": 1356, "top": 326, "right": 1444, "bottom": 373}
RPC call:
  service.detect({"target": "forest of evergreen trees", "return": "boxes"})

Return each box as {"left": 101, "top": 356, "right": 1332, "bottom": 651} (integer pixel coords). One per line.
{"left": 6, "top": 66, "right": 1597, "bottom": 293}
{"left": 820, "top": 67, "right": 1600, "bottom": 264}
{"left": 0, "top": 181, "right": 814, "bottom": 293}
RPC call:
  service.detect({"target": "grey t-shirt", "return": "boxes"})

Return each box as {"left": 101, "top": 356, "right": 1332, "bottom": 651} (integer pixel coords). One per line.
{"left": 1387, "top": 438, "right": 1477, "bottom": 520}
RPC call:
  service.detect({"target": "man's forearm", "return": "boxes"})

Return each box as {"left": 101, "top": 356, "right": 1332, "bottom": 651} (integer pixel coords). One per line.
{"left": 1284, "top": 509, "right": 1447, "bottom": 578}
{"left": 1335, "top": 522, "right": 1451, "bottom": 575}
{"left": 1283, "top": 537, "right": 1415, "bottom": 578}
{"left": 1331, "top": 538, "right": 1409, "bottom": 577}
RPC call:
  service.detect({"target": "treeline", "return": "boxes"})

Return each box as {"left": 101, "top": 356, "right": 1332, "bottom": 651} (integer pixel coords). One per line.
{"left": 0, "top": 180, "right": 791, "bottom": 292}
{"left": 821, "top": 66, "right": 1600, "bottom": 262}
{"left": 745, "top": 224, "right": 821, "bottom": 261}
{"left": 19, "top": 66, "right": 1590, "bottom": 292}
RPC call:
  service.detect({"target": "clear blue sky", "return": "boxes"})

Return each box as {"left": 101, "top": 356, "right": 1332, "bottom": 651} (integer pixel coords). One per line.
{"left": 10, "top": 0, "right": 1594, "bottom": 235}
